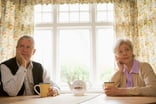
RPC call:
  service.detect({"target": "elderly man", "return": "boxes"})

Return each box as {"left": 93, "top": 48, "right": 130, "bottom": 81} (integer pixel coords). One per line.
{"left": 0, "top": 35, "right": 60, "bottom": 96}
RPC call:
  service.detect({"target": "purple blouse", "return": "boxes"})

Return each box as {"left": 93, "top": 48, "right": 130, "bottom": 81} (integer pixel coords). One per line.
{"left": 123, "top": 59, "right": 139, "bottom": 87}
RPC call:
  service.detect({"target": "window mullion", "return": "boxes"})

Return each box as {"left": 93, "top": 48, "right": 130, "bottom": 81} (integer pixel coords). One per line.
{"left": 52, "top": 4, "right": 58, "bottom": 81}
{"left": 90, "top": 4, "right": 97, "bottom": 84}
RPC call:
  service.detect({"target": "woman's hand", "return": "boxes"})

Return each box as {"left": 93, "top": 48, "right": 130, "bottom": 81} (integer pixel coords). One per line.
{"left": 104, "top": 86, "right": 125, "bottom": 96}
{"left": 115, "top": 55, "right": 124, "bottom": 72}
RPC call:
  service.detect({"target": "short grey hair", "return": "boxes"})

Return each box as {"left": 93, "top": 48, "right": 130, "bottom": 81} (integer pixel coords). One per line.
{"left": 113, "top": 39, "right": 135, "bottom": 57}
{"left": 16, "top": 35, "right": 35, "bottom": 48}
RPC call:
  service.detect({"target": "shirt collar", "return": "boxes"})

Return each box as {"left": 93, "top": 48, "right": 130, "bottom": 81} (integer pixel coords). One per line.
{"left": 130, "top": 59, "right": 139, "bottom": 74}
{"left": 16, "top": 60, "right": 33, "bottom": 69}
{"left": 123, "top": 59, "right": 139, "bottom": 74}
{"left": 28, "top": 61, "right": 33, "bottom": 69}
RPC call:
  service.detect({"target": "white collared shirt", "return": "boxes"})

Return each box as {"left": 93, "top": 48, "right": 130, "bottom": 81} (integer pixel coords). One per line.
{"left": 0, "top": 61, "right": 59, "bottom": 96}
{"left": 23, "top": 62, "right": 34, "bottom": 95}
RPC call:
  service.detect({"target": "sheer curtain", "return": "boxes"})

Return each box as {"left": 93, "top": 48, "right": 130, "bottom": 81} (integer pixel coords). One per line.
{"left": 0, "top": 0, "right": 156, "bottom": 72}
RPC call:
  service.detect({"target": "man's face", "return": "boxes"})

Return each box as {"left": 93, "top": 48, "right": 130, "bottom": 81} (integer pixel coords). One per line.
{"left": 16, "top": 38, "right": 35, "bottom": 62}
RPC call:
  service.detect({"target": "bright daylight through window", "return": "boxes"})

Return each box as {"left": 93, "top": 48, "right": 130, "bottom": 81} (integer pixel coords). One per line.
{"left": 33, "top": 3, "right": 115, "bottom": 92}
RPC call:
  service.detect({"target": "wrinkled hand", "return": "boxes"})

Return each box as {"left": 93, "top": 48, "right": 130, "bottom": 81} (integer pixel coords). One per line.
{"left": 48, "top": 88, "right": 59, "bottom": 97}
{"left": 115, "top": 55, "right": 124, "bottom": 71}
{"left": 104, "top": 86, "right": 125, "bottom": 96}
{"left": 16, "top": 50, "right": 26, "bottom": 68}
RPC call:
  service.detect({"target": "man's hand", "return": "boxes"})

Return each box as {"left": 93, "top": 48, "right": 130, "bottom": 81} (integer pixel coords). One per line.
{"left": 48, "top": 88, "right": 59, "bottom": 97}
{"left": 16, "top": 50, "right": 27, "bottom": 68}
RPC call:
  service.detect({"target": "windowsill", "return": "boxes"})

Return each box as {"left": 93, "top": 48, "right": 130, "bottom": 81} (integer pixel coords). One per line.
{"left": 60, "top": 88, "right": 104, "bottom": 94}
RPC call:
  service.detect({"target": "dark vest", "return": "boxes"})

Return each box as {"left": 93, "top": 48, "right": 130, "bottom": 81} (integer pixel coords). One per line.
{"left": 0, "top": 57, "right": 43, "bottom": 96}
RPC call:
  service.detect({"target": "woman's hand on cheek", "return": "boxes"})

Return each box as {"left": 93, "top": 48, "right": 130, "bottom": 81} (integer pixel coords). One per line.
{"left": 115, "top": 55, "right": 124, "bottom": 71}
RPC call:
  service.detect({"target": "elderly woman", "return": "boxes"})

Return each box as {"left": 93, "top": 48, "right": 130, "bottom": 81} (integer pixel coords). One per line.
{"left": 104, "top": 39, "right": 156, "bottom": 96}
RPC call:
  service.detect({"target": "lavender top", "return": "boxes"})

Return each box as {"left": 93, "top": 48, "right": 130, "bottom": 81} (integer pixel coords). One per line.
{"left": 123, "top": 59, "right": 139, "bottom": 87}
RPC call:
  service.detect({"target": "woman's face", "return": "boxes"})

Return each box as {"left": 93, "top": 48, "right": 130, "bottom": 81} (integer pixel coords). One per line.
{"left": 115, "top": 43, "right": 133, "bottom": 64}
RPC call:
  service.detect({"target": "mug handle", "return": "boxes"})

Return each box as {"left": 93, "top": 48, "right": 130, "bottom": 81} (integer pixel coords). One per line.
{"left": 34, "top": 84, "right": 40, "bottom": 95}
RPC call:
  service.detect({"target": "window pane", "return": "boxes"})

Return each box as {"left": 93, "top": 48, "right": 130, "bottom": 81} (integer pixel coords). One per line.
{"left": 34, "top": 13, "right": 42, "bottom": 23}
{"left": 96, "top": 27, "right": 115, "bottom": 83}
{"left": 96, "top": 3, "right": 114, "bottom": 22}
{"left": 80, "top": 12, "right": 90, "bottom": 22}
{"left": 33, "top": 3, "right": 115, "bottom": 92}
{"left": 42, "top": 13, "right": 52, "bottom": 23}
{"left": 70, "top": 4, "right": 79, "bottom": 11}
{"left": 34, "top": 5, "right": 42, "bottom": 12}
{"left": 59, "top": 4, "right": 69, "bottom": 11}
{"left": 59, "top": 29, "right": 90, "bottom": 83}
{"left": 42, "top": 4, "right": 52, "bottom": 12}
{"left": 59, "top": 12, "right": 69, "bottom": 22}
{"left": 108, "top": 11, "right": 114, "bottom": 22}
{"left": 97, "top": 12, "right": 107, "bottom": 22}
{"left": 98, "top": 4, "right": 107, "bottom": 10}
{"left": 33, "top": 30, "right": 53, "bottom": 76}
{"left": 34, "top": 4, "right": 53, "bottom": 24}
{"left": 70, "top": 12, "right": 79, "bottom": 22}
{"left": 58, "top": 4, "right": 90, "bottom": 23}
{"left": 80, "top": 4, "right": 89, "bottom": 11}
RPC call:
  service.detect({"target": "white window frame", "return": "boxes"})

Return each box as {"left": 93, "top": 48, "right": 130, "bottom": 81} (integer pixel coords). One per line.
{"left": 33, "top": 3, "right": 114, "bottom": 92}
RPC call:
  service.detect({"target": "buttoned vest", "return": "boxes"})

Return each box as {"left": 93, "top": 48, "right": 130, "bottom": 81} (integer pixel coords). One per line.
{"left": 0, "top": 57, "right": 43, "bottom": 96}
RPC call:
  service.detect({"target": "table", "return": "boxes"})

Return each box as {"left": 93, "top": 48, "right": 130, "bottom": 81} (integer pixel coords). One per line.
{"left": 0, "top": 93, "right": 101, "bottom": 104}
{"left": 0, "top": 93, "right": 156, "bottom": 104}
{"left": 81, "top": 94, "right": 156, "bottom": 104}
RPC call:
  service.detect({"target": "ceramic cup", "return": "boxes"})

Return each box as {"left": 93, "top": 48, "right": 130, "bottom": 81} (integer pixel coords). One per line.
{"left": 34, "top": 83, "right": 50, "bottom": 97}
{"left": 103, "top": 82, "right": 115, "bottom": 88}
